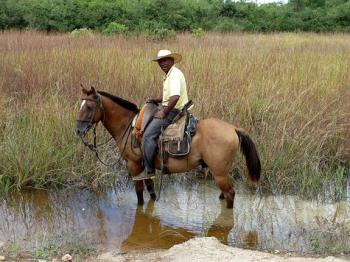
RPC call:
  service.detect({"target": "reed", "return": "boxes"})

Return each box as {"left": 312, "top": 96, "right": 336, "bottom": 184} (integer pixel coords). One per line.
{"left": 0, "top": 31, "right": 349, "bottom": 195}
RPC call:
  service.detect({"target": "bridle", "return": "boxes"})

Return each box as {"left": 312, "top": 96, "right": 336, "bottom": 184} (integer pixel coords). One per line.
{"left": 77, "top": 94, "right": 105, "bottom": 134}
{"left": 77, "top": 94, "right": 133, "bottom": 167}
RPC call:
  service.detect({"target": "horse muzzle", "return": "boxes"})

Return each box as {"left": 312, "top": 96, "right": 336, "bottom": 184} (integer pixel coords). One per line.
{"left": 75, "top": 121, "right": 91, "bottom": 137}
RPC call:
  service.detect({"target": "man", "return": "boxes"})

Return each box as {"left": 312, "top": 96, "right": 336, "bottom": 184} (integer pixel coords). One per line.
{"left": 133, "top": 49, "right": 189, "bottom": 181}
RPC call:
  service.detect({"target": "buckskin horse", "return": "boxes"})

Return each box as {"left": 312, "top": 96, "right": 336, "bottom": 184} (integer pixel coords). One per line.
{"left": 76, "top": 87, "right": 261, "bottom": 209}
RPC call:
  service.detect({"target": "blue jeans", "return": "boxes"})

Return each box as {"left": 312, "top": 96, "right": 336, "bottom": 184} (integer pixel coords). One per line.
{"left": 141, "top": 110, "right": 179, "bottom": 173}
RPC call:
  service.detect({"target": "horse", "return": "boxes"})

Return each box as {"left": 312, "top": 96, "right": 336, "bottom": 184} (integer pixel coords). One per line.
{"left": 75, "top": 87, "right": 261, "bottom": 209}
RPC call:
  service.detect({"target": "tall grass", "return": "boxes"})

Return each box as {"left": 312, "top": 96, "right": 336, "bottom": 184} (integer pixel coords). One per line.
{"left": 0, "top": 91, "right": 98, "bottom": 192}
{"left": 0, "top": 31, "right": 349, "bottom": 194}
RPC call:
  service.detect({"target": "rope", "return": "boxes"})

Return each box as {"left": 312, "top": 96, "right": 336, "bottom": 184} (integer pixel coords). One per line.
{"left": 81, "top": 121, "right": 133, "bottom": 168}
{"left": 156, "top": 127, "right": 165, "bottom": 201}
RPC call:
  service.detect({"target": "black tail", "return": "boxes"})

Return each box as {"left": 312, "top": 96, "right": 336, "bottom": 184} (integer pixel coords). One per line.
{"left": 235, "top": 129, "right": 261, "bottom": 182}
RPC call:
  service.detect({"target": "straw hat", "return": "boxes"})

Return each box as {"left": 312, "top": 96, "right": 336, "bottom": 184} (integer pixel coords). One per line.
{"left": 152, "top": 49, "right": 182, "bottom": 63}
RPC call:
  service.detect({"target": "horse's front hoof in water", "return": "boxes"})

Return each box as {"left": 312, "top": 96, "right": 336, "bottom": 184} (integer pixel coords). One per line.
{"left": 226, "top": 200, "right": 234, "bottom": 209}
{"left": 144, "top": 179, "right": 156, "bottom": 201}
{"left": 150, "top": 193, "right": 157, "bottom": 200}
{"left": 136, "top": 188, "right": 144, "bottom": 206}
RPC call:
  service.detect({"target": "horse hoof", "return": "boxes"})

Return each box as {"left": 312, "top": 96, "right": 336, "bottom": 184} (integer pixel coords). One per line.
{"left": 219, "top": 192, "right": 225, "bottom": 199}
{"left": 226, "top": 201, "right": 234, "bottom": 209}
{"left": 150, "top": 193, "right": 157, "bottom": 200}
{"left": 137, "top": 200, "right": 144, "bottom": 206}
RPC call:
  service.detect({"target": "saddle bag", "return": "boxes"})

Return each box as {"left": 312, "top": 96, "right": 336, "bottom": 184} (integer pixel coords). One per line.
{"left": 161, "top": 113, "right": 197, "bottom": 157}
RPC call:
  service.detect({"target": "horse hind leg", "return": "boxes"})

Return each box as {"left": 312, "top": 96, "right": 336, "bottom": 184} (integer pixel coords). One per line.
{"left": 213, "top": 174, "right": 235, "bottom": 209}
{"left": 144, "top": 179, "right": 156, "bottom": 200}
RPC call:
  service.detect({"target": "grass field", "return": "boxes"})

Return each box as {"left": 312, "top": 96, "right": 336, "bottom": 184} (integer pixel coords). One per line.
{"left": 0, "top": 31, "right": 349, "bottom": 195}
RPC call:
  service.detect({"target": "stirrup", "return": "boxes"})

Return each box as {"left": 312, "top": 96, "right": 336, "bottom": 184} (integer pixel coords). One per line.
{"left": 132, "top": 171, "right": 155, "bottom": 181}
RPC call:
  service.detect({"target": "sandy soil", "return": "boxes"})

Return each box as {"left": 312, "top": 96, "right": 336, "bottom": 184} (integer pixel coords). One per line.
{"left": 94, "top": 237, "right": 348, "bottom": 262}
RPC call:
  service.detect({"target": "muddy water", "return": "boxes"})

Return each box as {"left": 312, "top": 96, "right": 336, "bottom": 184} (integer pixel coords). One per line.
{"left": 0, "top": 178, "right": 349, "bottom": 254}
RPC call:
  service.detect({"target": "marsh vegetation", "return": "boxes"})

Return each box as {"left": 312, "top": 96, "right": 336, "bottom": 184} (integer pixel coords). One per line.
{"left": 0, "top": 31, "right": 349, "bottom": 195}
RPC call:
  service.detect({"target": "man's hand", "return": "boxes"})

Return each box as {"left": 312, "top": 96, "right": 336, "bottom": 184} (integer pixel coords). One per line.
{"left": 154, "top": 109, "right": 166, "bottom": 119}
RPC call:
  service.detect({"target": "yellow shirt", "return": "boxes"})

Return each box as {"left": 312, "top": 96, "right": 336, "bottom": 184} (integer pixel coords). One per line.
{"left": 162, "top": 65, "right": 188, "bottom": 110}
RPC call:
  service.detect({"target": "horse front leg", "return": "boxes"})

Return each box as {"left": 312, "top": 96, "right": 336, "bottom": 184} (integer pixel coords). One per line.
{"left": 128, "top": 161, "right": 145, "bottom": 206}
{"left": 134, "top": 180, "right": 144, "bottom": 206}
{"left": 144, "top": 179, "right": 156, "bottom": 200}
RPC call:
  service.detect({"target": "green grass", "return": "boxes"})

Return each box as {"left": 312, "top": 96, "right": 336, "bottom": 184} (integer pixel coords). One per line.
{"left": 310, "top": 216, "right": 350, "bottom": 255}
{"left": 0, "top": 92, "right": 109, "bottom": 193}
{"left": 0, "top": 233, "right": 97, "bottom": 261}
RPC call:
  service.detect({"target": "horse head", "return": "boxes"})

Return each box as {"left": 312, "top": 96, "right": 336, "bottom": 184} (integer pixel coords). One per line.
{"left": 76, "top": 86, "right": 104, "bottom": 137}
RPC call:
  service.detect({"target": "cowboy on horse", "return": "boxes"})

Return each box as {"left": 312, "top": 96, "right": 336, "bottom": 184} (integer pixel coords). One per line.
{"left": 133, "top": 49, "right": 189, "bottom": 181}
{"left": 76, "top": 50, "right": 261, "bottom": 209}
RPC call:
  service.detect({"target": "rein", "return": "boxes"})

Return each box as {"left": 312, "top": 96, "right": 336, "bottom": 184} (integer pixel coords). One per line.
{"left": 78, "top": 94, "right": 133, "bottom": 167}
{"left": 80, "top": 120, "right": 133, "bottom": 167}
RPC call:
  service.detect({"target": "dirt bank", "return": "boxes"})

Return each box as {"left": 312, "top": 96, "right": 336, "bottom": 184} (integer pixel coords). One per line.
{"left": 94, "top": 237, "right": 347, "bottom": 262}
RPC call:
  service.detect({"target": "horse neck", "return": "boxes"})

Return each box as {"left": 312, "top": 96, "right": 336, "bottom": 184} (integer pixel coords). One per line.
{"left": 100, "top": 97, "right": 135, "bottom": 145}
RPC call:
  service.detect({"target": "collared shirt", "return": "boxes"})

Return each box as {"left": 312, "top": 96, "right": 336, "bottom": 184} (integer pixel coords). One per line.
{"left": 162, "top": 65, "right": 188, "bottom": 110}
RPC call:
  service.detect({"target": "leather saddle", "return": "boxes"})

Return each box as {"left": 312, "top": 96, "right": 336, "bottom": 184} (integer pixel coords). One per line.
{"left": 133, "top": 103, "right": 158, "bottom": 140}
{"left": 132, "top": 101, "right": 197, "bottom": 157}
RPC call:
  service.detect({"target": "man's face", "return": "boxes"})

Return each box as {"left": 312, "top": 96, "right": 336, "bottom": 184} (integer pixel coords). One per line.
{"left": 157, "top": 57, "right": 174, "bottom": 73}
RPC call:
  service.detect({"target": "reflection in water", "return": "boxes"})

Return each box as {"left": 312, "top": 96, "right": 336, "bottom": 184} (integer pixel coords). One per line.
{"left": 207, "top": 201, "right": 234, "bottom": 245}
{"left": 121, "top": 200, "right": 195, "bottom": 250}
{"left": 0, "top": 180, "right": 349, "bottom": 254}
{"left": 242, "top": 231, "right": 258, "bottom": 250}
{"left": 346, "top": 177, "right": 350, "bottom": 200}
{"left": 97, "top": 208, "right": 107, "bottom": 244}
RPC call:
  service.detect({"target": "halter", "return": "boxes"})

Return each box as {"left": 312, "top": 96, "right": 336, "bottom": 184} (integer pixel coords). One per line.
{"left": 77, "top": 94, "right": 132, "bottom": 167}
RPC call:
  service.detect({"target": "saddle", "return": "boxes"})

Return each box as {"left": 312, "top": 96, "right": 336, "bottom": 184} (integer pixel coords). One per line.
{"left": 132, "top": 101, "right": 198, "bottom": 157}
{"left": 133, "top": 103, "right": 158, "bottom": 140}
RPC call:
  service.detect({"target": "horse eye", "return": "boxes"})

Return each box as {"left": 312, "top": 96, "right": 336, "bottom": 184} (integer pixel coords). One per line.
{"left": 86, "top": 105, "right": 93, "bottom": 110}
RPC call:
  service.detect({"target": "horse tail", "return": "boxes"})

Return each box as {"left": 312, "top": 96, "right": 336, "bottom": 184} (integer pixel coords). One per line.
{"left": 235, "top": 128, "right": 261, "bottom": 182}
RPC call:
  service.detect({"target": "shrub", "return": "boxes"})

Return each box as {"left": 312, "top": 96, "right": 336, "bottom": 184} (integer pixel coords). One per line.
{"left": 146, "top": 28, "right": 176, "bottom": 41}
{"left": 214, "top": 18, "right": 244, "bottom": 32}
{"left": 103, "top": 22, "right": 128, "bottom": 35}
{"left": 70, "top": 28, "right": 94, "bottom": 37}
{"left": 192, "top": 27, "right": 205, "bottom": 38}
{"left": 136, "top": 20, "right": 177, "bottom": 41}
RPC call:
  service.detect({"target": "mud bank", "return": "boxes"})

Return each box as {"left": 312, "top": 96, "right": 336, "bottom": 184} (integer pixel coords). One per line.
{"left": 94, "top": 237, "right": 347, "bottom": 262}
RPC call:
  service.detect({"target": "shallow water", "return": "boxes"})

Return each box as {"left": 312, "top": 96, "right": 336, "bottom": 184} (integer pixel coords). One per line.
{"left": 0, "top": 177, "right": 349, "bottom": 254}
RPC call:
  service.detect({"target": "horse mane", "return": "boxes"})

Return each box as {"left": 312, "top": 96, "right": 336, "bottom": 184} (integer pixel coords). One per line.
{"left": 98, "top": 91, "right": 139, "bottom": 113}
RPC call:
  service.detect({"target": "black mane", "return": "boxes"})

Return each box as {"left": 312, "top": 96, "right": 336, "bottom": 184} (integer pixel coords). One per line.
{"left": 98, "top": 91, "right": 139, "bottom": 113}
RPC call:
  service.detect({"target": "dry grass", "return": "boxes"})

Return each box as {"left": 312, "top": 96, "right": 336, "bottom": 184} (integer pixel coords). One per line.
{"left": 0, "top": 31, "right": 349, "bottom": 194}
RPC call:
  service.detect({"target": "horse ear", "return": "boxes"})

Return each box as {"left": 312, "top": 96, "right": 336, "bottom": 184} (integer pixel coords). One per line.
{"left": 91, "top": 86, "right": 97, "bottom": 95}
{"left": 81, "top": 84, "right": 88, "bottom": 94}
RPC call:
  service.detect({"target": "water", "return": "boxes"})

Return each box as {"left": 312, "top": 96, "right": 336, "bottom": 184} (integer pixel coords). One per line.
{"left": 0, "top": 178, "right": 349, "bottom": 254}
